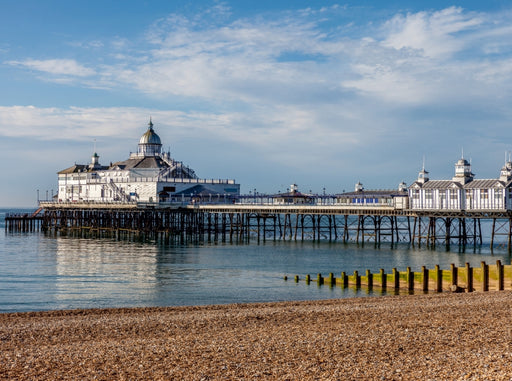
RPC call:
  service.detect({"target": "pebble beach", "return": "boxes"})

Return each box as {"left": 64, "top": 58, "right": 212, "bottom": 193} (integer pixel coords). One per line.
{"left": 1, "top": 292, "right": 512, "bottom": 380}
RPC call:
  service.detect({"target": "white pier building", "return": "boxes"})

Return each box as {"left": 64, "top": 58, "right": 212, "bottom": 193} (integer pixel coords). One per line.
{"left": 57, "top": 119, "right": 240, "bottom": 203}
{"left": 409, "top": 156, "right": 512, "bottom": 211}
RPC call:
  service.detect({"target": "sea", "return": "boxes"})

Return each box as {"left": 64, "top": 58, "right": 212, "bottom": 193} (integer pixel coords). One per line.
{"left": 1, "top": 208, "right": 510, "bottom": 313}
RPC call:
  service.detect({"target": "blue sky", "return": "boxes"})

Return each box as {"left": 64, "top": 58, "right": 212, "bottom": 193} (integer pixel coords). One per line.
{"left": 1, "top": 1, "right": 512, "bottom": 206}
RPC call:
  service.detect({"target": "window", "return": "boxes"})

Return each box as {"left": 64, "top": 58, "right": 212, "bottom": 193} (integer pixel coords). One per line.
{"left": 480, "top": 189, "right": 488, "bottom": 199}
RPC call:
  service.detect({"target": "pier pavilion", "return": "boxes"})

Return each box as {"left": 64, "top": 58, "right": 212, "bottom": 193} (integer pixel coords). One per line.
{"left": 57, "top": 119, "right": 240, "bottom": 203}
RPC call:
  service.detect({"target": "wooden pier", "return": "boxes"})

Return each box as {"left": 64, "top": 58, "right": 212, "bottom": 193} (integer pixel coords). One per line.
{"left": 4, "top": 207, "right": 44, "bottom": 232}
{"left": 5, "top": 202, "right": 512, "bottom": 249}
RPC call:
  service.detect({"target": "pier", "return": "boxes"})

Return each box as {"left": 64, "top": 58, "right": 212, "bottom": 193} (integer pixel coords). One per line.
{"left": 5, "top": 201, "right": 512, "bottom": 249}
{"left": 4, "top": 207, "right": 44, "bottom": 232}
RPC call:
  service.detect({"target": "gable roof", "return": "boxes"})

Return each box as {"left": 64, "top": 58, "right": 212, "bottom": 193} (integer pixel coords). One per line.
{"left": 463, "top": 179, "right": 506, "bottom": 189}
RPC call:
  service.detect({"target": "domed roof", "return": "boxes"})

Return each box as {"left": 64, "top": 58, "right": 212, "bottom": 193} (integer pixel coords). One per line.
{"left": 139, "top": 119, "right": 161, "bottom": 145}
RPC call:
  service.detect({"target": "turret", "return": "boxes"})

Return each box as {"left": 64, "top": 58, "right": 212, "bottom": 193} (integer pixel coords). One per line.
{"left": 417, "top": 168, "right": 429, "bottom": 184}
{"left": 452, "top": 157, "right": 474, "bottom": 184}
{"left": 88, "top": 152, "right": 101, "bottom": 170}
{"left": 499, "top": 159, "right": 512, "bottom": 182}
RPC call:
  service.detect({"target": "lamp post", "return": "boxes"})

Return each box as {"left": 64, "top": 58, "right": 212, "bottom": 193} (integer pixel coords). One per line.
{"left": 37, "top": 189, "right": 39, "bottom": 203}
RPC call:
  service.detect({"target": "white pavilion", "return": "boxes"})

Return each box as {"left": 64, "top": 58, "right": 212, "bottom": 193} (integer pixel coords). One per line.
{"left": 57, "top": 119, "right": 240, "bottom": 203}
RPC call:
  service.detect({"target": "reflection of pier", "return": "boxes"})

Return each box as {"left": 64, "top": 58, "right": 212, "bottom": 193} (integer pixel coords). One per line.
{"left": 6, "top": 202, "right": 510, "bottom": 250}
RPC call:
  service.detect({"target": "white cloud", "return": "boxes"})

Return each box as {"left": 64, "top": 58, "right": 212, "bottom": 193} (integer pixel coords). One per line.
{"left": 382, "top": 7, "right": 483, "bottom": 58}
{"left": 4, "top": 5, "right": 512, "bottom": 202}
{"left": 6, "top": 59, "right": 95, "bottom": 77}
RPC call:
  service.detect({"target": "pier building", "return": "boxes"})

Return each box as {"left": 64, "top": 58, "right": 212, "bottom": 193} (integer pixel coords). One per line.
{"left": 409, "top": 157, "right": 512, "bottom": 211}
{"left": 335, "top": 181, "right": 409, "bottom": 209}
{"left": 57, "top": 119, "right": 240, "bottom": 203}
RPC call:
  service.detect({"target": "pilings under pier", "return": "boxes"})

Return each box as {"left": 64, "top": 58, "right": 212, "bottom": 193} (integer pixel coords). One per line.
{"left": 8, "top": 203, "right": 512, "bottom": 250}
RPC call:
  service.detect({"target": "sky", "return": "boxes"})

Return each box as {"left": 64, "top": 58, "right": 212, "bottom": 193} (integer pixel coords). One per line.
{"left": 1, "top": 0, "right": 512, "bottom": 206}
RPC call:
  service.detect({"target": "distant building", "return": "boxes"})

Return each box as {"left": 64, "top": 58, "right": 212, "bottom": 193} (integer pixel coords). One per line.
{"left": 336, "top": 181, "right": 408, "bottom": 209}
{"left": 409, "top": 157, "right": 512, "bottom": 211}
{"left": 274, "top": 184, "right": 313, "bottom": 205}
{"left": 57, "top": 119, "right": 240, "bottom": 203}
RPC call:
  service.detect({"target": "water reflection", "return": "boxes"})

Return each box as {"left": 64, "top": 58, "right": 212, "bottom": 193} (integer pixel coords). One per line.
{"left": 1, "top": 223, "right": 511, "bottom": 312}
{"left": 54, "top": 237, "right": 159, "bottom": 307}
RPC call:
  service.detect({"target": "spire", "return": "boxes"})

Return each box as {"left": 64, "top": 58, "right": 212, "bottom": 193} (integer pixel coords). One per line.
{"left": 148, "top": 116, "right": 154, "bottom": 130}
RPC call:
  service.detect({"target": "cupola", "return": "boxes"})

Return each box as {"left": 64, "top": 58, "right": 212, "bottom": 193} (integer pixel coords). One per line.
{"left": 499, "top": 159, "right": 512, "bottom": 182}
{"left": 137, "top": 118, "right": 162, "bottom": 157}
{"left": 452, "top": 157, "right": 474, "bottom": 184}
{"left": 417, "top": 168, "right": 429, "bottom": 184}
{"left": 88, "top": 152, "right": 101, "bottom": 170}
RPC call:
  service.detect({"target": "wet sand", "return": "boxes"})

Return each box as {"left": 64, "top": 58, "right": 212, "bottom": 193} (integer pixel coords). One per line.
{"left": 1, "top": 292, "right": 512, "bottom": 380}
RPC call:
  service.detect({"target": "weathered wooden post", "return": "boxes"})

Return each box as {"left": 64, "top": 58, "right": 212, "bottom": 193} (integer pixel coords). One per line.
{"left": 497, "top": 260, "right": 504, "bottom": 291}
{"left": 392, "top": 268, "right": 399, "bottom": 290}
{"left": 294, "top": 275, "right": 299, "bottom": 283}
{"left": 450, "top": 263, "right": 458, "bottom": 287}
{"left": 328, "top": 272, "right": 334, "bottom": 286}
{"left": 466, "top": 262, "right": 473, "bottom": 292}
{"left": 407, "top": 267, "right": 414, "bottom": 291}
{"left": 306, "top": 274, "right": 311, "bottom": 284}
{"left": 354, "top": 270, "right": 361, "bottom": 288}
{"left": 317, "top": 273, "right": 323, "bottom": 285}
{"left": 435, "top": 264, "right": 442, "bottom": 292}
{"left": 366, "top": 269, "right": 373, "bottom": 290}
{"left": 481, "top": 261, "right": 489, "bottom": 292}
{"left": 341, "top": 271, "right": 348, "bottom": 287}
{"left": 422, "top": 266, "right": 428, "bottom": 292}
{"left": 380, "top": 268, "right": 386, "bottom": 290}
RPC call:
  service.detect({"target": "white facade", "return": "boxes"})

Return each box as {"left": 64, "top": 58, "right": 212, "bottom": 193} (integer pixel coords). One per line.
{"left": 409, "top": 158, "right": 512, "bottom": 211}
{"left": 57, "top": 120, "right": 240, "bottom": 203}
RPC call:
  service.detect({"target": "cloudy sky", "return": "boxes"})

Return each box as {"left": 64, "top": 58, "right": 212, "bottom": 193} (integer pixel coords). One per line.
{"left": 1, "top": 0, "right": 512, "bottom": 206}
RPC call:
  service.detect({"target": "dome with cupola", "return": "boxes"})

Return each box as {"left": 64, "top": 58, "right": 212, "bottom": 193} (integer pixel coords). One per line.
{"left": 138, "top": 118, "right": 162, "bottom": 156}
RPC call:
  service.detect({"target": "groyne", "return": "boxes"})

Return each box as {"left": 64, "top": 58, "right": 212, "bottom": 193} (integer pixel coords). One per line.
{"left": 289, "top": 260, "right": 512, "bottom": 293}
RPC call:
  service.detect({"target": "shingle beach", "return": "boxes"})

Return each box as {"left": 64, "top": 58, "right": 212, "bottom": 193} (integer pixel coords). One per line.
{"left": 2, "top": 292, "right": 512, "bottom": 380}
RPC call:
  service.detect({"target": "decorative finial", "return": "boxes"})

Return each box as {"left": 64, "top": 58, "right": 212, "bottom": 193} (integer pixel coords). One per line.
{"left": 148, "top": 116, "right": 153, "bottom": 129}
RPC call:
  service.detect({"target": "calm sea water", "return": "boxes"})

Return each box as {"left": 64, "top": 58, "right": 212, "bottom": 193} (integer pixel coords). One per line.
{"left": 1, "top": 208, "right": 510, "bottom": 312}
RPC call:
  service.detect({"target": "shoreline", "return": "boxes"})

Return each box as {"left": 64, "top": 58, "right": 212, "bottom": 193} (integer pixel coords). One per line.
{"left": 2, "top": 292, "right": 512, "bottom": 379}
